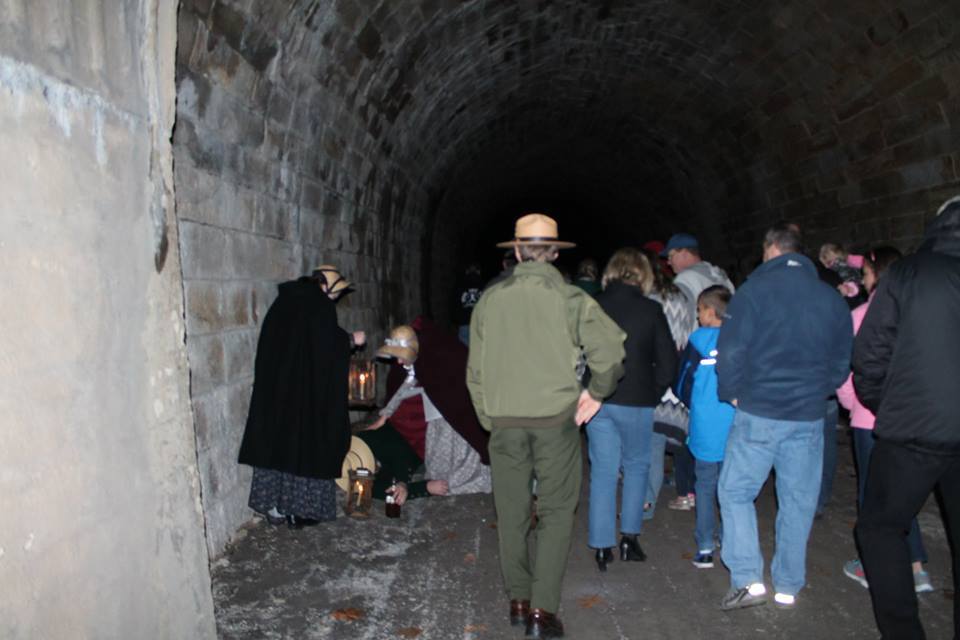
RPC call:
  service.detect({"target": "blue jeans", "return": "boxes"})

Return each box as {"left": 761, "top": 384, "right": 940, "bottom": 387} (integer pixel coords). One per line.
{"left": 852, "top": 427, "right": 927, "bottom": 563}
{"left": 817, "top": 399, "right": 839, "bottom": 513}
{"left": 587, "top": 404, "right": 654, "bottom": 548}
{"left": 645, "top": 432, "right": 667, "bottom": 520}
{"left": 458, "top": 325, "right": 470, "bottom": 346}
{"left": 695, "top": 458, "right": 723, "bottom": 551}
{"left": 718, "top": 409, "right": 823, "bottom": 596}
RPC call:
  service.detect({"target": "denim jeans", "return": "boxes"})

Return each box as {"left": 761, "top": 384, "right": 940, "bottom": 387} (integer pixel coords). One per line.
{"left": 695, "top": 458, "right": 723, "bottom": 551}
{"left": 587, "top": 404, "right": 654, "bottom": 548}
{"left": 852, "top": 427, "right": 927, "bottom": 563}
{"left": 817, "top": 399, "right": 839, "bottom": 513}
{"left": 718, "top": 409, "right": 823, "bottom": 596}
{"left": 645, "top": 432, "right": 667, "bottom": 520}
{"left": 674, "top": 444, "right": 696, "bottom": 496}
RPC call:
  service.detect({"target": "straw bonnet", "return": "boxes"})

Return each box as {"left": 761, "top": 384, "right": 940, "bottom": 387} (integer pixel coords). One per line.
{"left": 496, "top": 213, "right": 575, "bottom": 249}
{"left": 313, "top": 264, "right": 352, "bottom": 295}
{"left": 375, "top": 325, "right": 419, "bottom": 363}
{"left": 336, "top": 436, "right": 377, "bottom": 492}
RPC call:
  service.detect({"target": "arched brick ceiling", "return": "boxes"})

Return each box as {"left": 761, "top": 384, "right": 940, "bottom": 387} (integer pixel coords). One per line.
{"left": 181, "top": 0, "right": 959, "bottom": 309}
{"left": 175, "top": 0, "right": 959, "bottom": 554}
{"left": 300, "top": 0, "right": 957, "bottom": 278}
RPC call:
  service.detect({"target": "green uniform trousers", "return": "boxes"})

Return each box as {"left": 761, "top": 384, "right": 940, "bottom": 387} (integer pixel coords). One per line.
{"left": 489, "top": 418, "right": 582, "bottom": 613}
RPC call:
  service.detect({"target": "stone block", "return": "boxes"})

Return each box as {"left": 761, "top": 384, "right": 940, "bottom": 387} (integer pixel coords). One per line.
{"left": 883, "top": 105, "right": 946, "bottom": 147}
{"left": 180, "top": 221, "right": 229, "bottom": 280}
{"left": 223, "top": 329, "right": 256, "bottom": 385}
{"left": 187, "top": 334, "right": 227, "bottom": 396}
{"left": 184, "top": 280, "right": 222, "bottom": 335}
{"left": 222, "top": 281, "right": 252, "bottom": 329}
{"left": 191, "top": 390, "right": 224, "bottom": 453}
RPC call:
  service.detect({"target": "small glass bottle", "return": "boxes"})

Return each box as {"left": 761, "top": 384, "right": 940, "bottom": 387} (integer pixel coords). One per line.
{"left": 385, "top": 478, "right": 401, "bottom": 518}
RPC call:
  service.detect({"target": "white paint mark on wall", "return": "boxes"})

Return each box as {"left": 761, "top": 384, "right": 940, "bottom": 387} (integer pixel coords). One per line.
{"left": 23, "top": 533, "right": 34, "bottom": 551}
{"left": 0, "top": 54, "right": 140, "bottom": 166}
{"left": 154, "top": 399, "right": 165, "bottom": 417}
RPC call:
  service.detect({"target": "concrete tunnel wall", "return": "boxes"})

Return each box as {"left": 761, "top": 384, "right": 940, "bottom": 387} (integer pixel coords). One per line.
{"left": 175, "top": 0, "right": 960, "bottom": 559}
{"left": 0, "top": 1, "right": 216, "bottom": 638}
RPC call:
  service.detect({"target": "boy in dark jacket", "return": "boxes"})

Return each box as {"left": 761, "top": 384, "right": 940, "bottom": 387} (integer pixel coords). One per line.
{"left": 675, "top": 286, "right": 735, "bottom": 569}
{"left": 854, "top": 196, "right": 960, "bottom": 639}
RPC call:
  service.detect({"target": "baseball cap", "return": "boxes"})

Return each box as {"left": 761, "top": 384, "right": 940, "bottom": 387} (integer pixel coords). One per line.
{"left": 661, "top": 233, "right": 699, "bottom": 257}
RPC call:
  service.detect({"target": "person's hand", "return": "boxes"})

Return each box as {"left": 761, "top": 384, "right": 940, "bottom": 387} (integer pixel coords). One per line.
{"left": 388, "top": 482, "right": 408, "bottom": 506}
{"left": 575, "top": 389, "right": 602, "bottom": 425}
{"left": 426, "top": 479, "right": 449, "bottom": 496}
{"left": 352, "top": 331, "right": 366, "bottom": 346}
{"left": 732, "top": 398, "right": 738, "bottom": 407}
{"left": 365, "top": 415, "right": 387, "bottom": 431}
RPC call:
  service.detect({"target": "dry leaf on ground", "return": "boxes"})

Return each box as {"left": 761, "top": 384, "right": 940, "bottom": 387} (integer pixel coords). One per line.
{"left": 397, "top": 627, "right": 422, "bottom": 638}
{"left": 577, "top": 594, "right": 603, "bottom": 609}
{"left": 464, "top": 623, "right": 488, "bottom": 632}
{"left": 331, "top": 607, "right": 364, "bottom": 621}
{"left": 463, "top": 553, "right": 476, "bottom": 564}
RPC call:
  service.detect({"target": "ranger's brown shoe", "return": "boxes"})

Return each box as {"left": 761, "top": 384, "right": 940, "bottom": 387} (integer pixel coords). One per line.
{"left": 525, "top": 608, "right": 564, "bottom": 638}
{"left": 509, "top": 599, "right": 530, "bottom": 626}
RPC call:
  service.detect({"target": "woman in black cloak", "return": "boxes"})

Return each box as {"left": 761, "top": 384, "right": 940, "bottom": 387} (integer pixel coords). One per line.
{"left": 238, "top": 265, "right": 365, "bottom": 528}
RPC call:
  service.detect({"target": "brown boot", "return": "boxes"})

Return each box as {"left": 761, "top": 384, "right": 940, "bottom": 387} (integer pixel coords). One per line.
{"left": 509, "top": 599, "right": 530, "bottom": 626}
{"left": 525, "top": 608, "right": 564, "bottom": 638}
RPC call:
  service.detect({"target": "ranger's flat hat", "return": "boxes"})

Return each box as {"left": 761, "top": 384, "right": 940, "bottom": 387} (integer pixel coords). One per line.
{"left": 496, "top": 213, "right": 576, "bottom": 249}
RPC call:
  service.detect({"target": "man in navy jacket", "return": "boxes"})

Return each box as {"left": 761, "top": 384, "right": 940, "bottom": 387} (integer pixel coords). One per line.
{"left": 715, "top": 224, "right": 852, "bottom": 611}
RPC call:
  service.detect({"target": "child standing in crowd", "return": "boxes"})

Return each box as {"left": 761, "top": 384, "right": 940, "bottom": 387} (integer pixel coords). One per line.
{"left": 675, "top": 285, "right": 736, "bottom": 568}
{"left": 838, "top": 247, "right": 935, "bottom": 593}
{"left": 819, "top": 243, "right": 866, "bottom": 304}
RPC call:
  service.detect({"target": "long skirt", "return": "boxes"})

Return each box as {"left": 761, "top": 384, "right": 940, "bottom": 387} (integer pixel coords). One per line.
{"left": 425, "top": 418, "right": 491, "bottom": 495}
{"left": 248, "top": 467, "right": 337, "bottom": 521}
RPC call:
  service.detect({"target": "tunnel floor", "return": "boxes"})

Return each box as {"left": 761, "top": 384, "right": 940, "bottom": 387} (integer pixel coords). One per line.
{"left": 211, "top": 430, "right": 955, "bottom": 640}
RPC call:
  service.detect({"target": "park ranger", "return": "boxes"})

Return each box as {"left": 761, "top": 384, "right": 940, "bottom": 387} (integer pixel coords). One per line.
{"left": 467, "top": 213, "right": 625, "bottom": 639}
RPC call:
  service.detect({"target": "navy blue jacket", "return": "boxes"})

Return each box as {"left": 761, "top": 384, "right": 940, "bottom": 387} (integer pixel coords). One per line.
{"left": 717, "top": 253, "right": 853, "bottom": 421}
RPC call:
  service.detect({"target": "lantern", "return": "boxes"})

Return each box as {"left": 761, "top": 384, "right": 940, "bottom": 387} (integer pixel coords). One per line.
{"left": 344, "top": 467, "right": 374, "bottom": 517}
{"left": 348, "top": 356, "right": 376, "bottom": 405}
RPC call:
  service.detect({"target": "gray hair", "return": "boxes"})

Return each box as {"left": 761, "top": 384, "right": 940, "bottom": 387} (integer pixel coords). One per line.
{"left": 516, "top": 244, "right": 560, "bottom": 263}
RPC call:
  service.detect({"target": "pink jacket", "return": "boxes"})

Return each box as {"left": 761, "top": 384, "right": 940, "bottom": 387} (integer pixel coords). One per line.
{"left": 837, "top": 296, "right": 873, "bottom": 429}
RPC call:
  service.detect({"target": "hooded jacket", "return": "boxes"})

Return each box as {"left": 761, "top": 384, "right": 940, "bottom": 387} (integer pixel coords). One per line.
{"left": 717, "top": 253, "right": 853, "bottom": 421}
{"left": 674, "top": 260, "right": 735, "bottom": 321}
{"left": 853, "top": 199, "right": 960, "bottom": 453}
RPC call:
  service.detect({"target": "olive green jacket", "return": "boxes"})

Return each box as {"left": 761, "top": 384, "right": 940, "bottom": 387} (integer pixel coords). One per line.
{"left": 467, "top": 261, "right": 626, "bottom": 430}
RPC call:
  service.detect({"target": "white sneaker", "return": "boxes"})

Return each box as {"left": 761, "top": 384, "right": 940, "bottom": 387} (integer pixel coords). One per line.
{"left": 774, "top": 592, "right": 796, "bottom": 608}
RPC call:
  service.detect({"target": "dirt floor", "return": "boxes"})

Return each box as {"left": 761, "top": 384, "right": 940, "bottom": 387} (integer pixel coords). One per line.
{"left": 212, "top": 430, "right": 955, "bottom": 639}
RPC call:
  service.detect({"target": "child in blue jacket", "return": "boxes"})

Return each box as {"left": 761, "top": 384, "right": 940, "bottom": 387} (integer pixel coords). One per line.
{"left": 674, "top": 285, "right": 736, "bottom": 568}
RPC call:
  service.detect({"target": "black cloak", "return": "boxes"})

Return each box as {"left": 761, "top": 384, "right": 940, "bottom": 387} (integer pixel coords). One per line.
{"left": 238, "top": 277, "right": 351, "bottom": 479}
{"left": 386, "top": 317, "right": 490, "bottom": 464}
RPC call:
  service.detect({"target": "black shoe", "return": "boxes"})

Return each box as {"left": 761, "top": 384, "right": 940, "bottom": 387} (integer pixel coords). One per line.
{"left": 525, "top": 609, "right": 564, "bottom": 639}
{"left": 286, "top": 516, "right": 320, "bottom": 530}
{"left": 509, "top": 599, "right": 530, "bottom": 626}
{"left": 595, "top": 547, "right": 614, "bottom": 572}
{"left": 619, "top": 534, "right": 646, "bottom": 561}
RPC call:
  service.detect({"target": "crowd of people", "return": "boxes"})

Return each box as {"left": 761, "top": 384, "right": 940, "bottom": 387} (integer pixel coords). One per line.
{"left": 237, "top": 198, "right": 960, "bottom": 640}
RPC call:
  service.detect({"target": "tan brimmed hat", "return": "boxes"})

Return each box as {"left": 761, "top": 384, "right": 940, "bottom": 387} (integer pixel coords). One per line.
{"left": 313, "top": 264, "right": 352, "bottom": 294}
{"left": 375, "top": 325, "right": 419, "bottom": 363}
{"left": 496, "top": 213, "right": 576, "bottom": 249}
{"left": 336, "top": 436, "right": 377, "bottom": 492}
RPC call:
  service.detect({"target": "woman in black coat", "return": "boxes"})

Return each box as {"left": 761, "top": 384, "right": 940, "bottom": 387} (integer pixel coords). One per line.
{"left": 238, "top": 266, "right": 365, "bottom": 528}
{"left": 587, "top": 249, "right": 677, "bottom": 570}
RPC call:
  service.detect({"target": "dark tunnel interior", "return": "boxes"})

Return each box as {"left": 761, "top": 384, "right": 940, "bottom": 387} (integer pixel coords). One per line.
{"left": 171, "top": 0, "right": 960, "bottom": 553}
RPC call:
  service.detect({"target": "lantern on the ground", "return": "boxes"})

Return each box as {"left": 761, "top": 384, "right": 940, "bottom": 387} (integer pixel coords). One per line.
{"left": 348, "top": 356, "right": 376, "bottom": 404}
{"left": 344, "top": 467, "right": 374, "bottom": 517}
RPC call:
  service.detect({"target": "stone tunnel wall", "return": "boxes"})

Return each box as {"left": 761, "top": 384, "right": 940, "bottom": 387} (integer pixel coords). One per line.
{"left": 175, "top": 0, "right": 426, "bottom": 556}
{"left": 173, "top": 0, "right": 960, "bottom": 557}
{"left": 0, "top": 1, "right": 215, "bottom": 638}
